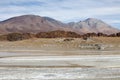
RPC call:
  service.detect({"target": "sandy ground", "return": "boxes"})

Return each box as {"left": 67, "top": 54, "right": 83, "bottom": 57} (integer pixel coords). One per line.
{"left": 0, "top": 37, "right": 120, "bottom": 56}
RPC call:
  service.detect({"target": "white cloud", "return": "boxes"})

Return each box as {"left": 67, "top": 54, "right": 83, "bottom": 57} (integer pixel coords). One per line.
{"left": 0, "top": 0, "right": 120, "bottom": 29}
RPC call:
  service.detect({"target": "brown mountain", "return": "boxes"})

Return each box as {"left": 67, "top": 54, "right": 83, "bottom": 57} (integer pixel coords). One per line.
{"left": 0, "top": 15, "right": 119, "bottom": 34}
{"left": 68, "top": 18, "right": 119, "bottom": 34}
{"left": 0, "top": 15, "right": 71, "bottom": 34}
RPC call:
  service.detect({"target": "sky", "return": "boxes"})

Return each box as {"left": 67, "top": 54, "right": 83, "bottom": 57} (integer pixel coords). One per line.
{"left": 0, "top": 0, "right": 120, "bottom": 29}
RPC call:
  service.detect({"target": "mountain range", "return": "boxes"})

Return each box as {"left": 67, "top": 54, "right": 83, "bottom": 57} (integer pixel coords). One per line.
{"left": 0, "top": 15, "right": 119, "bottom": 34}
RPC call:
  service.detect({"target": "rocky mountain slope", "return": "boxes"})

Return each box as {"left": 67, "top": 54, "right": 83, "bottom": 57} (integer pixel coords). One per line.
{"left": 0, "top": 15, "right": 119, "bottom": 34}
{"left": 0, "top": 15, "right": 71, "bottom": 34}
{"left": 68, "top": 18, "right": 119, "bottom": 34}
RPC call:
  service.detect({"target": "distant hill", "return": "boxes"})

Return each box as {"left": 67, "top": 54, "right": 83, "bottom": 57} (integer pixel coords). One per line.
{"left": 68, "top": 18, "right": 119, "bottom": 34}
{"left": 0, "top": 15, "right": 119, "bottom": 34}
{"left": 0, "top": 15, "right": 71, "bottom": 34}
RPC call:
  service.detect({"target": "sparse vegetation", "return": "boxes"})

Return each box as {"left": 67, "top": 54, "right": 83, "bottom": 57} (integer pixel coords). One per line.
{"left": 0, "top": 35, "right": 7, "bottom": 41}
{"left": 63, "top": 38, "right": 74, "bottom": 42}
{"left": 6, "top": 33, "right": 35, "bottom": 41}
{"left": 36, "top": 30, "right": 81, "bottom": 38}
{"left": 7, "top": 33, "right": 24, "bottom": 41}
{"left": 0, "top": 30, "right": 119, "bottom": 41}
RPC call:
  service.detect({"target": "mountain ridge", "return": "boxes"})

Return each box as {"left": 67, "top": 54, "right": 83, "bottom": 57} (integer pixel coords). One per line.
{"left": 68, "top": 18, "right": 119, "bottom": 34}
{"left": 0, "top": 15, "right": 119, "bottom": 34}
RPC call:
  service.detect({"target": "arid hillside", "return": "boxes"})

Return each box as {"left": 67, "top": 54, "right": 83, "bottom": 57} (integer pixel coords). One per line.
{"left": 0, "top": 15, "right": 71, "bottom": 34}
{"left": 0, "top": 15, "right": 119, "bottom": 34}
{"left": 68, "top": 18, "right": 119, "bottom": 34}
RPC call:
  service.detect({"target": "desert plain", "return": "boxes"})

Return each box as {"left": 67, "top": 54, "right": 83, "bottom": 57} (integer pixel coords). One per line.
{"left": 0, "top": 37, "right": 120, "bottom": 80}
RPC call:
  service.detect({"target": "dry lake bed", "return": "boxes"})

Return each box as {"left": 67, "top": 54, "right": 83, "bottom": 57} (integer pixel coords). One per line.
{"left": 0, "top": 52, "right": 120, "bottom": 80}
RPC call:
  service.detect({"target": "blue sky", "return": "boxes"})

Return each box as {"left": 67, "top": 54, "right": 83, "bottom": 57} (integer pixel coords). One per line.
{"left": 0, "top": 0, "right": 120, "bottom": 29}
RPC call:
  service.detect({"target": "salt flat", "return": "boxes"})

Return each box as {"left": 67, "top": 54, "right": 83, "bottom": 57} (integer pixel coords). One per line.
{"left": 0, "top": 55, "right": 120, "bottom": 68}
{"left": 0, "top": 67, "right": 120, "bottom": 80}
{"left": 0, "top": 55, "right": 120, "bottom": 80}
